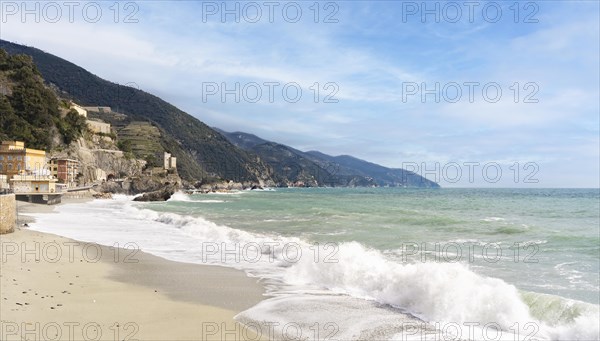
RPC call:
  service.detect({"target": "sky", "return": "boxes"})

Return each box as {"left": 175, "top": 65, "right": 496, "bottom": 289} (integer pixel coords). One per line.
{"left": 1, "top": 0, "right": 598, "bottom": 187}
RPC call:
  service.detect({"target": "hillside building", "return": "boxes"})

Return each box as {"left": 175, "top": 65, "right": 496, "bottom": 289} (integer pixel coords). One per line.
{"left": 164, "top": 152, "right": 177, "bottom": 170}
{"left": 70, "top": 102, "right": 112, "bottom": 135}
{"left": 49, "top": 158, "right": 79, "bottom": 188}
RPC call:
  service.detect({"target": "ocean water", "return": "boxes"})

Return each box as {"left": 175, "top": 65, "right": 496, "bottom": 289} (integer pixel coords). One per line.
{"left": 28, "top": 188, "right": 600, "bottom": 340}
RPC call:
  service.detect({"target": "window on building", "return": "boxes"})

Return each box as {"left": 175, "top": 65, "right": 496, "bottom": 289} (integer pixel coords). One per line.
{"left": 8, "top": 164, "right": 12, "bottom": 170}
{"left": 7, "top": 156, "right": 12, "bottom": 161}
{"left": 0, "top": 155, "right": 3, "bottom": 160}
{"left": 17, "top": 156, "right": 22, "bottom": 161}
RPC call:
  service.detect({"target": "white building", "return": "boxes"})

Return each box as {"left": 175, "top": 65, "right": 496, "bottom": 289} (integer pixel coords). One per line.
{"left": 0, "top": 175, "right": 8, "bottom": 189}
{"left": 163, "top": 152, "right": 177, "bottom": 170}
{"left": 10, "top": 174, "right": 58, "bottom": 194}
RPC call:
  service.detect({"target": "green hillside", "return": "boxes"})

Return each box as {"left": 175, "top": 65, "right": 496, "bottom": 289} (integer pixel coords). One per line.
{"left": 219, "top": 130, "right": 440, "bottom": 188}
{"left": 0, "top": 40, "right": 270, "bottom": 182}
{"left": 0, "top": 50, "right": 86, "bottom": 150}
{"left": 0, "top": 40, "right": 439, "bottom": 188}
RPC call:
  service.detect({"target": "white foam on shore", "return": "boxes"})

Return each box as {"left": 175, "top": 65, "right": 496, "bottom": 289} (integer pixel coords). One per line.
{"left": 27, "top": 199, "right": 600, "bottom": 340}
{"left": 168, "top": 191, "right": 192, "bottom": 202}
{"left": 167, "top": 192, "right": 226, "bottom": 203}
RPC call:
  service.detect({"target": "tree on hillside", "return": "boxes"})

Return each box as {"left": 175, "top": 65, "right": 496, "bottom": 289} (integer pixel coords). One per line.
{"left": 57, "top": 109, "right": 88, "bottom": 144}
{"left": 0, "top": 50, "right": 89, "bottom": 150}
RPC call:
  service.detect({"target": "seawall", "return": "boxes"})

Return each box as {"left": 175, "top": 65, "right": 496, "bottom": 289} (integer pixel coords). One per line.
{"left": 0, "top": 193, "right": 16, "bottom": 234}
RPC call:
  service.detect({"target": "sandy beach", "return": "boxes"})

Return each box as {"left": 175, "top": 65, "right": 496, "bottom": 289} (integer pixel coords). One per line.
{"left": 1, "top": 198, "right": 266, "bottom": 340}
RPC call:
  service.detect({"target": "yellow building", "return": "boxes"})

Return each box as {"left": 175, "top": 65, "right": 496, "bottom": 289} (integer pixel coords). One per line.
{"left": 0, "top": 141, "right": 48, "bottom": 177}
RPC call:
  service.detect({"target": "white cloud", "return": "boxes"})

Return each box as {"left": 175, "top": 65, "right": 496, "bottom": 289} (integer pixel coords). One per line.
{"left": 1, "top": 1, "right": 597, "bottom": 187}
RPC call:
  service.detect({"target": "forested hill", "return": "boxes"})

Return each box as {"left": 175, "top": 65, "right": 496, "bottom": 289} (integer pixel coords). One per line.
{"left": 0, "top": 50, "right": 87, "bottom": 150}
{"left": 0, "top": 39, "right": 271, "bottom": 182}
{"left": 217, "top": 130, "right": 440, "bottom": 188}
{"left": 0, "top": 39, "right": 439, "bottom": 188}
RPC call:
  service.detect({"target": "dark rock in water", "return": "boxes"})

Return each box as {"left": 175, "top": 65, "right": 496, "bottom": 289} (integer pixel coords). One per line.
{"left": 133, "top": 184, "right": 176, "bottom": 202}
{"left": 251, "top": 185, "right": 263, "bottom": 190}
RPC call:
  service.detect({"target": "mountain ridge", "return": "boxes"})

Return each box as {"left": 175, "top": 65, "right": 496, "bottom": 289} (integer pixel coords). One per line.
{"left": 0, "top": 39, "right": 438, "bottom": 188}
{"left": 0, "top": 39, "right": 272, "bottom": 183}
{"left": 217, "top": 130, "right": 439, "bottom": 188}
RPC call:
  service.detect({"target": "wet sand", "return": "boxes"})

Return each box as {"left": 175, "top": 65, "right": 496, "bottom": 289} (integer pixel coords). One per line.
{"left": 1, "top": 198, "right": 266, "bottom": 340}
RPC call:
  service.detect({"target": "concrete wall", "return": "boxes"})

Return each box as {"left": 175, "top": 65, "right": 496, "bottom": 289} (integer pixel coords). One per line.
{"left": 71, "top": 104, "right": 88, "bottom": 117}
{"left": 0, "top": 193, "right": 16, "bottom": 234}
{"left": 11, "top": 180, "right": 30, "bottom": 193}
{"left": 87, "top": 120, "right": 111, "bottom": 134}
{"left": 83, "top": 106, "right": 112, "bottom": 113}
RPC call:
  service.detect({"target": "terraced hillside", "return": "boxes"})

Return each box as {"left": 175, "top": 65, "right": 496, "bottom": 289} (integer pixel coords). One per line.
{"left": 117, "top": 122, "right": 163, "bottom": 159}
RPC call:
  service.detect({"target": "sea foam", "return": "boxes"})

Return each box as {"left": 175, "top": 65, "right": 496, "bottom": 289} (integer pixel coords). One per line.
{"left": 28, "top": 198, "right": 599, "bottom": 340}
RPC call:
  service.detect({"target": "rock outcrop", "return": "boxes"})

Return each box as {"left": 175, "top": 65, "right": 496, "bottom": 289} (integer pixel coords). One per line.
{"left": 133, "top": 184, "right": 177, "bottom": 202}
{"left": 92, "top": 192, "right": 113, "bottom": 199}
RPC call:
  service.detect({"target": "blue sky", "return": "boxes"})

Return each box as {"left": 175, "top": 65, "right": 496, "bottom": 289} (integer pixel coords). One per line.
{"left": 1, "top": 1, "right": 598, "bottom": 187}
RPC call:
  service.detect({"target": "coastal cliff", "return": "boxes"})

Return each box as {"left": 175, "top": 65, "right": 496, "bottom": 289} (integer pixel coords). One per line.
{"left": 0, "top": 40, "right": 439, "bottom": 189}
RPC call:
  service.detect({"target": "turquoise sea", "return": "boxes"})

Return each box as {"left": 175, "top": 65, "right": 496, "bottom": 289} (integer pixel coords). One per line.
{"left": 31, "top": 188, "right": 600, "bottom": 340}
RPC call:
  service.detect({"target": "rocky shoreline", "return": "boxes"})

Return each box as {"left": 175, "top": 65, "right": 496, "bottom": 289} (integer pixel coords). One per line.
{"left": 93, "top": 174, "right": 269, "bottom": 201}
